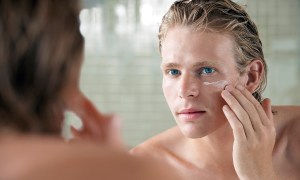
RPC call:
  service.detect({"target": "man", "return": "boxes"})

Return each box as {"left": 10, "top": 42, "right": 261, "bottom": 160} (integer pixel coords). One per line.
{"left": 131, "top": 0, "right": 300, "bottom": 179}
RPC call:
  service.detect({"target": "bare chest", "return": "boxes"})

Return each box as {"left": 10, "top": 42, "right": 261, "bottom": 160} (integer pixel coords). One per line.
{"left": 163, "top": 153, "right": 238, "bottom": 180}
{"left": 163, "top": 146, "right": 300, "bottom": 180}
{"left": 273, "top": 140, "right": 300, "bottom": 180}
{"left": 273, "top": 119, "right": 300, "bottom": 179}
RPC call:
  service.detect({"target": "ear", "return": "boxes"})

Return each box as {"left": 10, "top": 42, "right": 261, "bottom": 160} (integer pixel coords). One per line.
{"left": 244, "top": 59, "right": 264, "bottom": 93}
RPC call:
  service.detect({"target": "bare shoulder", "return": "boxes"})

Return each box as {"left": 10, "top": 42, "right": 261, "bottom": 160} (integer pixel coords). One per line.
{"left": 272, "top": 105, "right": 300, "bottom": 130}
{"left": 0, "top": 136, "right": 181, "bottom": 180}
{"left": 131, "top": 126, "right": 184, "bottom": 159}
{"left": 273, "top": 105, "right": 300, "bottom": 165}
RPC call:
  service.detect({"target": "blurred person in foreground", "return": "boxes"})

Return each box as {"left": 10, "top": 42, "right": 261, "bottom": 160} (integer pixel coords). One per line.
{"left": 131, "top": 0, "right": 300, "bottom": 179}
{"left": 0, "top": 0, "right": 180, "bottom": 179}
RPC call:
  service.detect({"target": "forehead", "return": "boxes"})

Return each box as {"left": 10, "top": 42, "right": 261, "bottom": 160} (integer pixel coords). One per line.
{"left": 161, "top": 26, "right": 236, "bottom": 66}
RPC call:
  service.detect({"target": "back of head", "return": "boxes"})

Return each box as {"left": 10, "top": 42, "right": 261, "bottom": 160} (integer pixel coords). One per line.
{"left": 0, "top": 0, "right": 84, "bottom": 135}
{"left": 159, "top": 0, "right": 267, "bottom": 102}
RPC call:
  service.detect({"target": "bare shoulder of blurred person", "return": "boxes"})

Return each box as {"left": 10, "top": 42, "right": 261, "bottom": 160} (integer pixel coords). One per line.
{"left": 0, "top": 136, "right": 180, "bottom": 180}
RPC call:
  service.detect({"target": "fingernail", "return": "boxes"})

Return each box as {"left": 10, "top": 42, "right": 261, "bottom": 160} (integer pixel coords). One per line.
{"left": 222, "top": 90, "right": 231, "bottom": 97}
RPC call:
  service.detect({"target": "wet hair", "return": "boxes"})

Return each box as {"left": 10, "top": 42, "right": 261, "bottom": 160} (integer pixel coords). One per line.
{"left": 159, "top": 0, "right": 267, "bottom": 102}
{"left": 0, "top": 0, "right": 84, "bottom": 134}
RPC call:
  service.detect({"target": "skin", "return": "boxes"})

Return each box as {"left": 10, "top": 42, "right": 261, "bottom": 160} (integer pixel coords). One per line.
{"left": 0, "top": 50, "right": 181, "bottom": 179}
{"left": 0, "top": 58, "right": 182, "bottom": 179}
{"left": 0, "top": 136, "right": 180, "bottom": 180}
{"left": 130, "top": 26, "right": 300, "bottom": 179}
{"left": 0, "top": 1, "right": 182, "bottom": 178}
{"left": 57, "top": 52, "right": 123, "bottom": 147}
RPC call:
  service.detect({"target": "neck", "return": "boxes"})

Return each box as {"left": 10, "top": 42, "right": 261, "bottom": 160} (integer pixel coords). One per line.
{"left": 186, "top": 122, "right": 234, "bottom": 168}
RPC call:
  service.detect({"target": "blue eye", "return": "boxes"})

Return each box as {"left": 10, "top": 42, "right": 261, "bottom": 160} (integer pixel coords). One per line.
{"left": 167, "top": 69, "right": 180, "bottom": 76}
{"left": 201, "top": 67, "right": 215, "bottom": 74}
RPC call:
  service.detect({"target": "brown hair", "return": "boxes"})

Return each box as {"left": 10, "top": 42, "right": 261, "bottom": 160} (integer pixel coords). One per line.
{"left": 159, "top": 0, "right": 267, "bottom": 102}
{"left": 0, "top": 0, "right": 84, "bottom": 134}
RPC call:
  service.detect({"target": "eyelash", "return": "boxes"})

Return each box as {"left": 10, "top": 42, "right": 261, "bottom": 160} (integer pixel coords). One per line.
{"left": 166, "top": 69, "right": 181, "bottom": 76}
{"left": 200, "top": 67, "right": 216, "bottom": 75}
{"left": 165, "top": 67, "right": 216, "bottom": 77}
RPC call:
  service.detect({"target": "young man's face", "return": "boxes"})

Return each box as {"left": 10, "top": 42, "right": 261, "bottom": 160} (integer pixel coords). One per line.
{"left": 160, "top": 26, "right": 245, "bottom": 138}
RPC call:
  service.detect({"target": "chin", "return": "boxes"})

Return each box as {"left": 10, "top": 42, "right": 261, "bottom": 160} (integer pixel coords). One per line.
{"left": 178, "top": 125, "right": 209, "bottom": 139}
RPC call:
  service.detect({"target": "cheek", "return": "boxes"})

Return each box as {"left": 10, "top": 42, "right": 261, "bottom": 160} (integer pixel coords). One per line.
{"left": 162, "top": 78, "right": 177, "bottom": 107}
{"left": 201, "top": 80, "right": 228, "bottom": 108}
{"left": 162, "top": 78, "right": 173, "bottom": 98}
{"left": 204, "top": 90, "right": 227, "bottom": 116}
{"left": 203, "top": 86, "right": 224, "bottom": 104}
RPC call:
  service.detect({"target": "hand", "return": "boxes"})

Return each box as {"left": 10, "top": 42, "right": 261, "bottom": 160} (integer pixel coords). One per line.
{"left": 221, "top": 85, "right": 277, "bottom": 180}
{"left": 66, "top": 91, "right": 123, "bottom": 148}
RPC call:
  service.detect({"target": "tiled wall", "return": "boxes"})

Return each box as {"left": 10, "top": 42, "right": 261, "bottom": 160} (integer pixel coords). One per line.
{"left": 65, "top": 0, "right": 300, "bottom": 146}
{"left": 247, "top": 0, "right": 300, "bottom": 105}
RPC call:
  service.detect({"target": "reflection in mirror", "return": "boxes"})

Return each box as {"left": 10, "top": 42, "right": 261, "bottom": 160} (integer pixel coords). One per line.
{"left": 66, "top": 0, "right": 300, "bottom": 146}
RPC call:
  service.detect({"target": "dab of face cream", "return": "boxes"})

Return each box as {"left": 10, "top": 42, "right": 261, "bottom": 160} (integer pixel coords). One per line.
{"left": 203, "top": 80, "right": 228, "bottom": 89}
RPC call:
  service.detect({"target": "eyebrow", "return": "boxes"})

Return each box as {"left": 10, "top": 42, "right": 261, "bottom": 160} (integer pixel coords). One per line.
{"left": 160, "top": 62, "right": 180, "bottom": 69}
{"left": 192, "top": 61, "right": 218, "bottom": 68}
{"left": 160, "top": 60, "right": 218, "bottom": 69}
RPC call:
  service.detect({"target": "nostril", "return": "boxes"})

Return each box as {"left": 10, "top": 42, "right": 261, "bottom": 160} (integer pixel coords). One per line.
{"left": 179, "top": 88, "right": 199, "bottom": 98}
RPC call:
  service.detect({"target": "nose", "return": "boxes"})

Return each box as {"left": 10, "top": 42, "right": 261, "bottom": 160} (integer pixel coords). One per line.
{"left": 178, "top": 74, "right": 199, "bottom": 99}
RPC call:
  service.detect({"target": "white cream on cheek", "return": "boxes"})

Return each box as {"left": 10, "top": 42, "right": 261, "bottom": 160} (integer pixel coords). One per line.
{"left": 203, "top": 80, "right": 228, "bottom": 90}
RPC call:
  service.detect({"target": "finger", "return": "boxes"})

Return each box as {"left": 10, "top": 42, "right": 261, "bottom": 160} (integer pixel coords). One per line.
{"left": 80, "top": 99, "right": 107, "bottom": 137}
{"left": 236, "top": 85, "right": 271, "bottom": 126}
{"left": 76, "top": 98, "right": 123, "bottom": 145}
{"left": 221, "top": 88, "right": 254, "bottom": 138}
{"left": 261, "top": 98, "right": 274, "bottom": 126}
{"left": 105, "top": 116, "right": 124, "bottom": 148}
{"left": 223, "top": 105, "right": 246, "bottom": 141}
{"left": 70, "top": 125, "right": 87, "bottom": 141}
{"left": 228, "top": 85, "right": 263, "bottom": 133}
{"left": 68, "top": 93, "right": 108, "bottom": 139}
{"left": 70, "top": 125, "right": 79, "bottom": 137}
{"left": 67, "top": 92, "right": 122, "bottom": 145}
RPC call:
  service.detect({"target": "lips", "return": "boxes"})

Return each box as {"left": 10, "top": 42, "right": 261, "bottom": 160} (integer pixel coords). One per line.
{"left": 178, "top": 109, "right": 205, "bottom": 114}
{"left": 177, "top": 109, "right": 206, "bottom": 122}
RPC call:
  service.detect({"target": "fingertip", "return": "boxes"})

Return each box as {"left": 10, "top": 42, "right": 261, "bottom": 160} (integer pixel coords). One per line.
{"left": 70, "top": 125, "right": 76, "bottom": 131}
{"left": 225, "top": 85, "right": 234, "bottom": 92}
{"left": 70, "top": 125, "right": 81, "bottom": 135}
{"left": 262, "top": 98, "right": 271, "bottom": 107}
{"left": 263, "top": 98, "right": 271, "bottom": 103}
{"left": 112, "top": 115, "right": 122, "bottom": 128}
{"left": 223, "top": 83, "right": 229, "bottom": 90}
{"left": 261, "top": 98, "right": 273, "bottom": 119}
{"left": 222, "top": 104, "right": 230, "bottom": 113}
